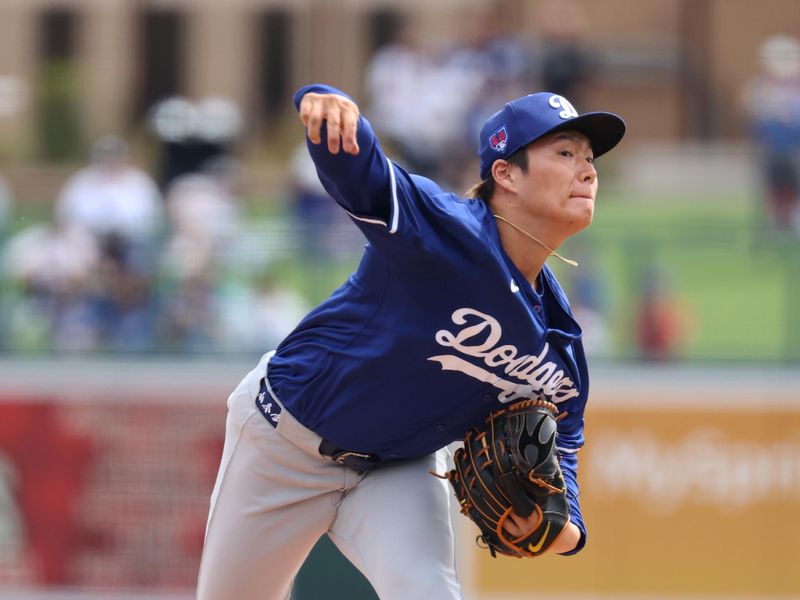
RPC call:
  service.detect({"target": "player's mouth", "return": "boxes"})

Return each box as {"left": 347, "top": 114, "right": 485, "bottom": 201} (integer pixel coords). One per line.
{"left": 569, "top": 188, "right": 595, "bottom": 202}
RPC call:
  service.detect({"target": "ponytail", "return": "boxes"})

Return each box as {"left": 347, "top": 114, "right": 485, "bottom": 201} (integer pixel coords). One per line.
{"left": 466, "top": 179, "right": 490, "bottom": 200}
{"left": 464, "top": 146, "right": 529, "bottom": 202}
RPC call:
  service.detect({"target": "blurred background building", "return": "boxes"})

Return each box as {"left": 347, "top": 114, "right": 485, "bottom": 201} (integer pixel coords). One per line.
{"left": 0, "top": 0, "right": 796, "bottom": 188}
{"left": 0, "top": 0, "right": 799, "bottom": 599}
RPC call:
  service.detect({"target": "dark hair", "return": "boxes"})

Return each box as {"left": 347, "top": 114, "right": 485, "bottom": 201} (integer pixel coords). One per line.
{"left": 466, "top": 147, "right": 529, "bottom": 201}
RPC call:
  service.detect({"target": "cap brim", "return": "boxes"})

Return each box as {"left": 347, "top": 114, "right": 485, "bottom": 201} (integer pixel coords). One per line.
{"left": 548, "top": 112, "right": 626, "bottom": 158}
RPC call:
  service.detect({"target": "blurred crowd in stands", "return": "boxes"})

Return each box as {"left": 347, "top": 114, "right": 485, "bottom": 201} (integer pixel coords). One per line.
{"left": 363, "top": 0, "right": 591, "bottom": 192}
{"left": 0, "top": 0, "right": 797, "bottom": 360}
{"left": 0, "top": 128, "right": 312, "bottom": 355}
{"left": 0, "top": 72, "right": 378, "bottom": 355}
{"left": 742, "top": 33, "right": 800, "bottom": 233}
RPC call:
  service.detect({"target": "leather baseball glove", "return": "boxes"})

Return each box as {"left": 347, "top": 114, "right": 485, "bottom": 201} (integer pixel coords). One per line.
{"left": 436, "top": 398, "right": 570, "bottom": 558}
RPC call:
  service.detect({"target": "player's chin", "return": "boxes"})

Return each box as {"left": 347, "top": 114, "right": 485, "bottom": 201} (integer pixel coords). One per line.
{"left": 567, "top": 201, "right": 594, "bottom": 231}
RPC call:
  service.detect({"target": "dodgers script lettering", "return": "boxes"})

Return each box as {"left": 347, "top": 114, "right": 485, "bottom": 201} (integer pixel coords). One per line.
{"left": 428, "top": 308, "right": 579, "bottom": 404}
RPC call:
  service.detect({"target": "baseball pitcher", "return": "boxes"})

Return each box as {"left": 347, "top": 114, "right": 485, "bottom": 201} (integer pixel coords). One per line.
{"left": 196, "top": 83, "right": 625, "bottom": 599}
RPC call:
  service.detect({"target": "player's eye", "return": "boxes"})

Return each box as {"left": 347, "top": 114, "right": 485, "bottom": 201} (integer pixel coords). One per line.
{"left": 586, "top": 156, "right": 595, "bottom": 164}
{"left": 559, "top": 150, "right": 573, "bottom": 158}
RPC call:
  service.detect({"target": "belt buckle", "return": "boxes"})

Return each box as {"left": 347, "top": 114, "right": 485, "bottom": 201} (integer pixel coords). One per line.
{"left": 332, "top": 450, "right": 380, "bottom": 473}
{"left": 334, "top": 451, "right": 374, "bottom": 465}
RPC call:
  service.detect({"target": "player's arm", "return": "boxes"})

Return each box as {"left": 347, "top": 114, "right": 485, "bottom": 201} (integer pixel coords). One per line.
{"left": 295, "top": 84, "right": 476, "bottom": 275}
{"left": 295, "top": 84, "right": 395, "bottom": 227}
{"left": 555, "top": 452, "right": 585, "bottom": 554}
{"left": 554, "top": 408, "right": 588, "bottom": 555}
{"left": 503, "top": 511, "right": 581, "bottom": 553}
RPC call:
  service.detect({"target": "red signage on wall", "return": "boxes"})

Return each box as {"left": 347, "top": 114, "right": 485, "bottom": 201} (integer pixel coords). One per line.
{"left": 0, "top": 396, "right": 225, "bottom": 590}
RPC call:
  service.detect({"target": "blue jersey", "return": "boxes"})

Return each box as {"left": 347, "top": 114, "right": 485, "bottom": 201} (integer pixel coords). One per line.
{"left": 267, "top": 84, "right": 590, "bottom": 551}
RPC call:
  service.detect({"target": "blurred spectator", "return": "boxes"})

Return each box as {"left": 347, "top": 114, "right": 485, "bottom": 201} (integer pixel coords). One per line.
{"left": 158, "top": 158, "right": 243, "bottom": 351}
{"left": 364, "top": 19, "right": 439, "bottom": 177}
{"left": 4, "top": 218, "right": 155, "bottom": 352}
{"left": 159, "top": 271, "right": 217, "bottom": 352}
{"left": 743, "top": 34, "right": 800, "bottom": 232}
{"left": 288, "top": 142, "right": 354, "bottom": 259}
{"left": 55, "top": 136, "right": 163, "bottom": 253}
{"left": 162, "top": 157, "right": 242, "bottom": 278}
{"left": 364, "top": 20, "right": 482, "bottom": 185}
{"left": 3, "top": 218, "right": 100, "bottom": 351}
{"left": 532, "top": 0, "right": 591, "bottom": 105}
{"left": 90, "top": 232, "right": 156, "bottom": 351}
{"left": 365, "top": 6, "right": 534, "bottom": 189}
{"left": 53, "top": 136, "right": 163, "bottom": 350}
{"left": 634, "top": 267, "right": 692, "bottom": 361}
{"left": 148, "top": 96, "right": 242, "bottom": 191}
{"left": 442, "top": 2, "right": 532, "bottom": 188}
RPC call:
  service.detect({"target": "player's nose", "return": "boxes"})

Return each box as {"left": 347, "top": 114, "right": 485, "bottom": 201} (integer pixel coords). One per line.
{"left": 578, "top": 160, "right": 597, "bottom": 184}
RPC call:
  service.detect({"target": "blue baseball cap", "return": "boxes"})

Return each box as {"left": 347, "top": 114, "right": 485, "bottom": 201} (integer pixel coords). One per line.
{"left": 477, "top": 92, "right": 626, "bottom": 180}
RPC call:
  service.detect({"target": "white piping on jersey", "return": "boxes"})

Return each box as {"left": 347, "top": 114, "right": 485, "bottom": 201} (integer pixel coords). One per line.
{"left": 510, "top": 279, "right": 520, "bottom": 293}
{"left": 344, "top": 211, "right": 387, "bottom": 227}
{"left": 557, "top": 446, "right": 580, "bottom": 455}
{"left": 342, "top": 157, "right": 400, "bottom": 233}
{"left": 386, "top": 157, "right": 399, "bottom": 233}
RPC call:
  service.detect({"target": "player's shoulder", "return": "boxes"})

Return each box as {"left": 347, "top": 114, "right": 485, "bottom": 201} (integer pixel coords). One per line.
{"left": 409, "top": 173, "right": 485, "bottom": 214}
{"left": 405, "top": 173, "right": 489, "bottom": 245}
{"left": 408, "top": 172, "right": 445, "bottom": 197}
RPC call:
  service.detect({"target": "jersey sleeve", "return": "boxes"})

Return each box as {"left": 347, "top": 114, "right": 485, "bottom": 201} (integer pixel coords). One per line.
{"left": 294, "top": 84, "right": 396, "bottom": 227}
{"left": 555, "top": 412, "right": 587, "bottom": 554}
{"left": 293, "top": 84, "right": 472, "bottom": 272}
{"left": 554, "top": 341, "right": 589, "bottom": 554}
{"left": 558, "top": 452, "right": 587, "bottom": 555}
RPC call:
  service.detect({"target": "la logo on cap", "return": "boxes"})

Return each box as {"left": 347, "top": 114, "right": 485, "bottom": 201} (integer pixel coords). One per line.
{"left": 549, "top": 95, "right": 579, "bottom": 119}
{"left": 489, "top": 126, "right": 508, "bottom": 152}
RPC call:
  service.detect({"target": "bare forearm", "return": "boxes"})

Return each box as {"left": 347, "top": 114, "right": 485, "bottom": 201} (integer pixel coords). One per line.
{"left": 550, "top": 521, "right": 581, "bottom": 554}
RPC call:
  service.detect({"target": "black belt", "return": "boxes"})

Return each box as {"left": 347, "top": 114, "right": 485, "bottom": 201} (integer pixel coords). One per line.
{"left": 256, "top": 379, "right": 381, "bottom": 473}
{"left": 318, "top": 439, "right": 381, "bottom": 473}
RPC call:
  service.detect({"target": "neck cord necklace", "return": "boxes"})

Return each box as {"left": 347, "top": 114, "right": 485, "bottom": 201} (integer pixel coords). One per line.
{"left": 492, "top": 214, "right": 579, "bottom": 267}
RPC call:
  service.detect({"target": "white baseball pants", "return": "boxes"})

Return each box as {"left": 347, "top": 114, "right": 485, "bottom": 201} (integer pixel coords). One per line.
{"left": 196, "top": 352, "right": 463, "bottom": 600}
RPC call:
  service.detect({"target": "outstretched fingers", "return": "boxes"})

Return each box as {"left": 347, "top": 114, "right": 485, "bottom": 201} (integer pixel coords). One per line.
{"left": 325, "top": 113, "right": 342, "bottom": 154}
{"left": 299, "top": 96, "right": 322, "bottom": 144}
{"left": 298, "top": 93, "right": 360, "bottom": 155}
{"left": 340, "top": 106, "right": 360, "bottom": 155}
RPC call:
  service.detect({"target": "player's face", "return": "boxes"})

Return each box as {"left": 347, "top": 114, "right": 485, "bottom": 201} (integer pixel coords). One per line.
{"left": 518, "top": 130, "right": 598, "bottom": 235}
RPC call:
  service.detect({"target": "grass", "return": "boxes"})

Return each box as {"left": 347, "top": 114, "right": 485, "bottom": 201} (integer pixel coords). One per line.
{"left": 554, "top": 189, "right": 800, "bottom": 362}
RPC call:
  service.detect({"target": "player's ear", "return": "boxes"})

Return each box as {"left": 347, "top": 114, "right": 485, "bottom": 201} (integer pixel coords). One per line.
{"left": 491, "top": 159, "right": 516, "bottom": 193}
